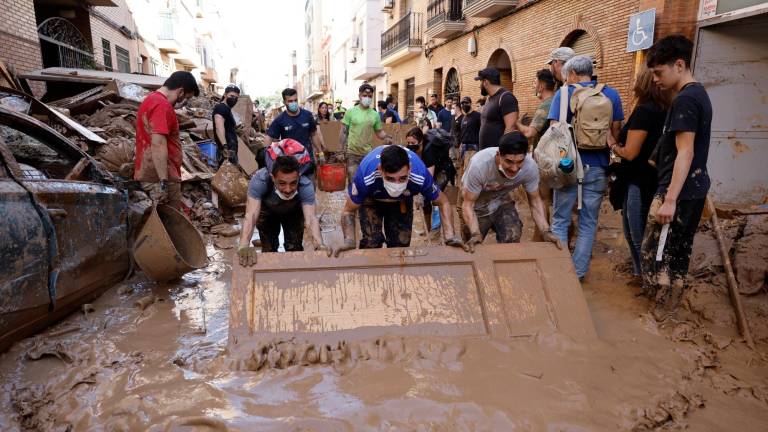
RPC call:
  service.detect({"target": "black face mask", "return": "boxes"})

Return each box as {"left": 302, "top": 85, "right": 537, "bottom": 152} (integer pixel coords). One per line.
{"left": 226, "top": 96, "right": 238, "bottom": 108}
{"left": 480, "top": 83, "right": 488, "bottom": 97}
{"left": 461, "top": 104, "right": 471, "bottom": 113}
{"left": 406, "top": 144, "right": 420, "bottom": 153}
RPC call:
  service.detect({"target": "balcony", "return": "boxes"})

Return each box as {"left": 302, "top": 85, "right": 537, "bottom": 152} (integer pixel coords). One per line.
{"left": 303, "top": 69, "right": 328, "bottom": 100}
{"left": 380, "top": 11, "right": 423, "bottom": 67}
{"left": 426, "top": 0, "right": 464, "bottom": 39}
{"left": 201, "top": 67, "right": 218, "bottom": 83}
{"left": 157, "top": 12, "right": 181, "bottom": 53}
{"left": 462, "top": 0, "right": 517, "bottom": 18}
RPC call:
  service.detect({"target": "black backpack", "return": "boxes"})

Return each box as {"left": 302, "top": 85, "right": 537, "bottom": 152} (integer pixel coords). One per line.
{"left": 424, "top": 129, "right": 457, "bottom": 185}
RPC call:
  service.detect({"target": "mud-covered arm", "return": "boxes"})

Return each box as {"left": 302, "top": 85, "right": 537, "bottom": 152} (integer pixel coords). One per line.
{"left": 339, "top": 124, "right": 349, "bottom": 154}
{"left": 214, "top": 114, "right": 227, "bottom": 148}
{"left": 238, "top": 197, "right": 262, "bottom": 249}
{"left": 526, "top": 188, "right": 550, "bottom": 234}
{"left": 434, "top": 191, "right": 456, "bottom": 240}
{"left": 339, "top": 196, "right": 359, "bottom": 246}
{"left": 461, "top": 189, "right": 481, "bottom": 236}
{"left": 311, "top": 129, "right": 325, "bottom": 156}
{"left": 150, "top": 133, "right": 169, "bottom": 180}
{"left": 302, "top": 203, "right": 324, "bottom": 248}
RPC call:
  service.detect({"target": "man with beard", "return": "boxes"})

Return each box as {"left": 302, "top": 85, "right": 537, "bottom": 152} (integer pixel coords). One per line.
{"left": 213, "top": 84, "right": 240, "bottom": 164}
{"left": 475, "top": 68, "right": 519, "bottom": 150}
{"left": 134, "top": 71, "right": 199, "bottom": 209}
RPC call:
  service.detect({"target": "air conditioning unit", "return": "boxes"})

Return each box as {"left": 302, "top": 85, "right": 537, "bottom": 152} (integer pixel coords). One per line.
{"left": 351, "top": 36, "right": 360, "bottom": 49}
{"left": 381, "top": 0, "right": 394, "bottom": 11}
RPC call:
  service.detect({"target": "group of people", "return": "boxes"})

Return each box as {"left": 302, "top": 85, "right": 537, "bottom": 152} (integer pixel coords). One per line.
{"left": 132, "top": 33, "right": 711, "bottom": 319}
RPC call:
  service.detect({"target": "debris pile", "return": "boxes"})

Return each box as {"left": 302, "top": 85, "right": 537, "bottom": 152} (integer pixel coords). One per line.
{"left": 2, "top": 64, "right": 267, "bottom": 239}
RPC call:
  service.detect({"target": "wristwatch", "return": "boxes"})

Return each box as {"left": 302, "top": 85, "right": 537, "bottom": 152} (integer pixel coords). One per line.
{"left": 160, "top": 179, "right": 168, "bottom": 191}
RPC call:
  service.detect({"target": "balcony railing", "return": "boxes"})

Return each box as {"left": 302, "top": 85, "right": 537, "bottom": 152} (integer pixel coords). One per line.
{"left": 158, "top": 12, "right": 175, "bottom": 40}
{"left": 381, "top": 11, "right": 423, "bottom": 60}
{"left": 462, "top": 0, "right": 517, "bottom": 18}
{"left": 427, "top": 0, "right": 463, "bottom": 28}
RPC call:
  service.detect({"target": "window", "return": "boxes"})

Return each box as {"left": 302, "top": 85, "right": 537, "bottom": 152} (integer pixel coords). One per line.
{"left": 115, "top": 46, "right": 130, "bottom": 73}
{"left": 102, "top": 39, "right": 112, "bottom": 71}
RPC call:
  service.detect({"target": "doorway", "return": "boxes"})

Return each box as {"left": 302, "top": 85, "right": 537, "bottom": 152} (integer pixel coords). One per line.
{"left": 487, "top": 49, "right": 513, "bottom": 92}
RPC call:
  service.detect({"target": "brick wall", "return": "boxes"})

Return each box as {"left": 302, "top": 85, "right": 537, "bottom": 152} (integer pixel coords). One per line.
{"left": 0, "top": 0, "right": 43, "bottom": 95}
{"left": 90, "top": 0, "right": 139, "bottom": 72}
{"left": 388, "top": 0, "right": 699, "bottom": 119}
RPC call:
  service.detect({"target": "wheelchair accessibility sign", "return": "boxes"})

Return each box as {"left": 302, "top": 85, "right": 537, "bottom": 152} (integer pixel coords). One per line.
{"left": 626, "top": 9, "right": 655, "bottom": 52}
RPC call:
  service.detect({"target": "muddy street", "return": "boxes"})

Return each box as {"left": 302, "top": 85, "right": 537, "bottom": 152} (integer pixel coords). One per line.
{"left": 1, "top": 207, "right": 767, "bottom": 431}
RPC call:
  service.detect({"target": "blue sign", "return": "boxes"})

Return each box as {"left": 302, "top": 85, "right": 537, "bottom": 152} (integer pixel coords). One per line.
{"left": 626, "top": 9, "right": 656, "bottom": 52}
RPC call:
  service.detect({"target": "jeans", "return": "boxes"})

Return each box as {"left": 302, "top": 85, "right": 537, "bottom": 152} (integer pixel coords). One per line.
{"left": 552, "top": 165, "right": 607, "bottom": 278}
{"left": 622, "top": 183, "right": 652, "bottom": 276}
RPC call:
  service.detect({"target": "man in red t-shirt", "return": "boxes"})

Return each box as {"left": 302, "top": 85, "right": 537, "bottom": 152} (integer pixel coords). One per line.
{"left": 134, "top": 71, "right": 199, "bottom": 209}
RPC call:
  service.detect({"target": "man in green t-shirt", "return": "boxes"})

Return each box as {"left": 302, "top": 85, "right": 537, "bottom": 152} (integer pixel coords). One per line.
{"left": 340, "top": 83, "right": 392, "bottom": 182}
{"left": 517, "top": 69, "right": 556, "bottom": 150}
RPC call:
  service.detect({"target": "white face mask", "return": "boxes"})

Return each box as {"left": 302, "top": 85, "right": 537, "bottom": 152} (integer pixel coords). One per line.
{"left": 275, "top": 188, "right": 298, "bottom": 201}
{"left": 383, "top": 180, "right": 408, "bottom": 197}
{"left": 498, "top": 164, "right": 515, "bottom": 180}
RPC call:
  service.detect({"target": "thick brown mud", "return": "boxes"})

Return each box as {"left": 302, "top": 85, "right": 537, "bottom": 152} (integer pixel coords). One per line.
{"left": 1, "top": 203, "right": 768, "bottom": 431}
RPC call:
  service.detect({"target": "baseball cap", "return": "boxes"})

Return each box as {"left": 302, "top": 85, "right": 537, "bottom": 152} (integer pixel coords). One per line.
{"left": 474, "top": 67, "right": 500, "bottom": 82}
{"left": 461, "top": 96, "right": 472, "bottom": 104}
{"left": 224, "top": 83, "right": 241, "bottom": 94}
{"left": 547, "top": 47, "right": 575, "bottom": 64}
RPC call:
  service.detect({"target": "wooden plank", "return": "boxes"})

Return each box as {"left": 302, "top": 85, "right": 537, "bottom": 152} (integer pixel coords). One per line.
{"left": 228, "top": 243, "right": 595, "bottom": 359}
{"left": 238, "top": 137, "right": 258, "bottom": 175}
{"left": 20, "top": 67, "right": 166, "bottom": 89}
{"left": 231, "top": 95, "right": 253, "bottom": 137}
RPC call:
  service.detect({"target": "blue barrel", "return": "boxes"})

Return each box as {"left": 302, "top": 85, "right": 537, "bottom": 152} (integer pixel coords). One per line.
{"left": 196, "top": 140, "right": 217, "bottom": 167}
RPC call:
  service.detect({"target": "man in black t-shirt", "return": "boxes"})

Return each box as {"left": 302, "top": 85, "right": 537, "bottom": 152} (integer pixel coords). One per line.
{"left": 213, "top": 84, "right": 240, "bottom": 164}
{"left": 641, "top": 35, "right": 713, "bottom": 320}
{"left": 475, "top": 68, "right": 519, "bottom": 150}
{"left": 454, "top": 96, "right": 481, "bottom": 171}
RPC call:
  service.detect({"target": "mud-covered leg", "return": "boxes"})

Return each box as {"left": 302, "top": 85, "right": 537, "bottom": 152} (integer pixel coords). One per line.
{"left": 384, "top": 199, "right": 413, "bottom": 248}
{"left": 282, "top": 208, "right": 305, "bottom": 252}
{"left": 491, "top": 202, "right": 523, "bottom": 244}
{"left": 358, "top": 201, "right": 385, "bottom": 249}
{"left": 640, "top": 195, "right": 664, "bottom": 300}
{"left": 256, "top": 211, "right": 281, "bottom": 253}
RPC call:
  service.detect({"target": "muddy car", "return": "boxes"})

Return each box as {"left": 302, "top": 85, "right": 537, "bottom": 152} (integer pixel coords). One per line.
{"left": 0, "top": 92, "right": 129, "bottom": 353}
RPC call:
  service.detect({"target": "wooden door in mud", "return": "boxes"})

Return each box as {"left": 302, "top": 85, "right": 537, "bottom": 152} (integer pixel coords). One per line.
{"left": 229, "top": 243, "right": 596, "bottom": 355}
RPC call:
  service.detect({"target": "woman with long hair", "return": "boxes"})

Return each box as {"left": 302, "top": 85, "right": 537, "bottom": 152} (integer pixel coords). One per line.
{"left": 316, "top": 101, "right": 333, "bottom": 123}
{"left": 609, "top": 67, "right": 671, "bottom": 282}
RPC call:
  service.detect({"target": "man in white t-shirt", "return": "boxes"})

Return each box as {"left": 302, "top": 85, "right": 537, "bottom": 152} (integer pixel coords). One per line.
{"left": 461, "top": 131, "right": 563, "bottom": 252}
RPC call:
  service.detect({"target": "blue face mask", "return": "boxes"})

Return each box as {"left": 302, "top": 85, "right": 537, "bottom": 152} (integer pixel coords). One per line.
{"left": 287, "top": 102, "right": 299, "bottom": 112}
{"left": 360, "top": 97, "right": 372, "bottom": 108}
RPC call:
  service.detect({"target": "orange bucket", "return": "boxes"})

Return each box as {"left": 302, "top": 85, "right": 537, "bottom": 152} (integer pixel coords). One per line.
{"left": 318, "top": 163, "right": 346, "bottom": 192}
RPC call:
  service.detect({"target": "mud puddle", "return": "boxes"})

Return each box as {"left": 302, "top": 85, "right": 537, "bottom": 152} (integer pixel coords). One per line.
{"left": 1, "top": 203, "right": 768, "bottom": 431}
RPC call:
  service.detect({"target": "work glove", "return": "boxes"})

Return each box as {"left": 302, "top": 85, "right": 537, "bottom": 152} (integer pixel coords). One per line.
{"left": 465, "top": 232, "right": 484, "bottom": 253}
{"left": 444, "top": 237, "right": 469, "bottom": 252}
{"left": 313, "top": 241, "right": 332, "bottom": 257}
{"left": 542, "top": 230, "right": 564, "bottom": 250}
{"left": 237, "top": 246, "right": 258, "bottom": 267}
{"left": 331, "top": 240, "right": 355, "bottom": 258}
